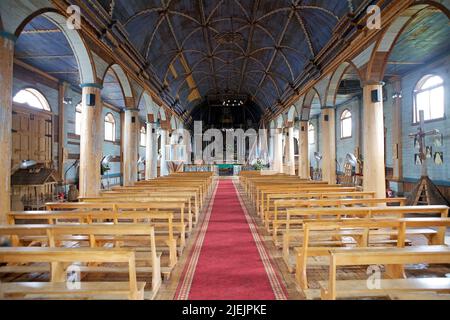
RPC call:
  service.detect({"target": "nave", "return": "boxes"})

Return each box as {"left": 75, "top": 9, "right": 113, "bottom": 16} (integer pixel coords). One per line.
{"left": 1, "top": 0, "right": 450, "bottom": 302}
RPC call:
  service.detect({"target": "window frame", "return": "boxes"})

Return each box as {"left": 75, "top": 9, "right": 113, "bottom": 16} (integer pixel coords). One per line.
{"left": 340, "top": 109, "right": 352, "bottom": 139}
{"left": 13, "top": 88, "right": 51, "bottom": 112}
{"left": 75, "top": 103, "right": 82, "bottom": 136}
{"left": 308, "top": 123, "right": 315, "bottom": 145}
{"left": 413, "top": 74, "right": 445, "bottom": 124}
{"left": 104, "top": 113, "right": 116, "bottom": 142}
{"left": 140, "top": 125, "right": 146, "bottom": 147}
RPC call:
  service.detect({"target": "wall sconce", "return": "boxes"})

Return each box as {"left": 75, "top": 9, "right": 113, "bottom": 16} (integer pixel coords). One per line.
{"left": 392, "top": 91, "right": 402, "bottom": 99}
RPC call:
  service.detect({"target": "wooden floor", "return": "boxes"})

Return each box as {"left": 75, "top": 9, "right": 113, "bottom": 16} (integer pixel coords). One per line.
{"left": 156, "top": 177, "right": 450, "bottom": 300}
{"left": 1, "top": 176, "right": 449, "bottom": 300}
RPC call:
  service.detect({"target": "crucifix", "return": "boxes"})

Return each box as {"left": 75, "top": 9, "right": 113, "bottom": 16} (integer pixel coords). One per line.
{"left": 406, "top": 110, "right": 447, "bottom": 206}
{"left": 408, "top": 110, "right": 441, "bottom": 177}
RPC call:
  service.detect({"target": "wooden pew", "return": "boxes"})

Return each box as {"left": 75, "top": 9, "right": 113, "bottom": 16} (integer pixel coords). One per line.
{"left": 71, "top": 199, "right": 191, "bottom": 233}
{"left": 271, "top": 197, "right": 406, "bottom": 240}
{"left": 84, "top": 194, "right": 196, "bottom": 229}
{"left": 46, "top": 202, "right": 187, "bottom": 247}
{"left": 262, "top": 191, "right": 376, "bottom": 223}
{"left": 255, "top": 186, "right": 358, "bottom": 216}
{"left": 0, "top": 247, "right": 145, "bottom": 300}
{"left": 282, "top": 205, "right": 449, "bottom": 269}
{"left": 294, "top": 217, "right": 450, "bottom": 290}
{"left": 105, "top": 189, "right": 200, "bottom": 222}
{"left": 319, "top": 245, "right": 450, "bottom": 300}
{"left": 0, "top": 224, "right": 162, "bottom": 295}
{"left": 8, "top": 210, "right": 180, "bottom": 269}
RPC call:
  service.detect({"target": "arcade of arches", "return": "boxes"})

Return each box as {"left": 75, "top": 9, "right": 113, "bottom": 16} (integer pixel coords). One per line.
{"left": 0, "top": 0, "right": 449, "bottom": 301}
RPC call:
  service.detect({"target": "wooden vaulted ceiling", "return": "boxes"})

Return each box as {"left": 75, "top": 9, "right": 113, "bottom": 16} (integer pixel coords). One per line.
{"left": 99, "top": 0, "right": 364, "bottom": 115}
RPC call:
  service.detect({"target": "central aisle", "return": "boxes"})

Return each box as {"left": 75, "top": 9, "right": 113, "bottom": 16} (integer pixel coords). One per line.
{"left": 175, "top": 179, "right": 286, "bottom": 300}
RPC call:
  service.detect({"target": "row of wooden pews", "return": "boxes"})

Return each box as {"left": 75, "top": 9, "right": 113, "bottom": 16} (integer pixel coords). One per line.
{"left": 0, "top": 172, "right": 214, "bottom": 300}
{"left": 238, "top": 171, "right": 450, "bottom": 300}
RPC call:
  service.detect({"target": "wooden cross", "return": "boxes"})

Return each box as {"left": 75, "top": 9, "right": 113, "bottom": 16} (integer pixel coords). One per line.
{"left": 408, "top": 110, "right": 440, "bottom": 177}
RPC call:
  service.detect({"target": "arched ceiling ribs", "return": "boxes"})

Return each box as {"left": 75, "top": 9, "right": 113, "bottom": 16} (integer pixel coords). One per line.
{"left": 277, "top": 50, "right": 295, "bottom": 81}
{"left": 297, "top": 6, "right": 340, "bottom": 21}
{"left": 264, "top": 75, "right": 282, "bottom": 98}
{"left": 212, "top": 48, "right": 245, "bottom": 57}
{"left": 255, "top": 7, "right": 292, "bottom": 23}
{"left": 206, "top": 0, "right": 226, "bottom": 23}
{"left": 294, "top": 10, "right": 315, "bottom": 56}
{"left": 162, "top": 49, "right": 210, "bottom": 83}
{"left": 209, "top": 16, "right": 249, "bottom": 26}
{"left": 167, "top": 10, "right": 202, "bottom": 26}
{"left": 254, "top": 4, "right": 296, "bottom": 97}
{"left": 232, "top": 0, "right": 251, "bottom": 21}
{"left": 123, "top": 7, "right": 161, "bottom": 26}
{"left": 111, "top": 0, "right": 351, "bottom": 116}
{"left": 144, "top": 14, "right": 166, "bottom": 60}
{"left": 247, "top": 69, "right": 292, "bottom": 85}
{"left": 177, "top": 75, "right": 224, "bottom": 97}
{"left": 212, "top": 41, "right": 246, "bottom": 56}
{"left": 180, "top": 26, "right": 203, "bottom": 48}
{"left": 198, "top": 0, "right": 219, "bottom": 93}
{"left": 237, "top": 0, "right": 261, "bottom": 93}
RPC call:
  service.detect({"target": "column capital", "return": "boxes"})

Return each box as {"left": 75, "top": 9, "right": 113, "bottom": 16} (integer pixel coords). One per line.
{"left": 320, "top": 105, "right": 335, "bottom": 110}
{"left": 124, "top": 107, "right": 140, "bottom": 113}
{"left": 0, "top": 31, "right": 17, "bottom": 43}
{"left": 80, "top": 83, "right": 103, "bottom": 90}
{"left": 362, "top": 80, "right": 385, "bottom": 87}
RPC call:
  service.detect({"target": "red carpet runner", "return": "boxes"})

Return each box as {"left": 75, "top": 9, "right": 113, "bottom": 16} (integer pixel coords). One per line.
{"left": 175, "top": 180, "right": 287, "bottom": 300}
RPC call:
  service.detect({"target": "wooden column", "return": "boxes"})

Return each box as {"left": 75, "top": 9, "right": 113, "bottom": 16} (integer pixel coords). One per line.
{"left": 298, "top": 121, "right": 310, "bottom": 179}
{"left": 272, "top": 129, "right": 283, "bottom": 173}
{"left": 145, "top": 121, "right": 158, "bottom": 180}
{"left": 321, "top": 107, "right": 336, "bottom": 184}
{"left": 363, "top": 82, "right": 386, "bottom": 198}
{"left": 268, "top": 129, "right": 274, "bottom": 164}
{"left": 123, "top": 109, "right": 139, "bottom": 186}
{"left": 79, "top": 84, "right": 103, "bottom": 198}
{"left": 391, "top": 78, "right": 403, "bottom": 187}
{"left": 287, "top": 126, "right": 295, "bottom": 175}
{"left": 183, "top": 128, "right": 191, "bottom": 164}
{"left": 160, "top": 129, "right": 168, "bottom": 176}
{"left": 0, "top": 33, "right": 15, "bottom": 223}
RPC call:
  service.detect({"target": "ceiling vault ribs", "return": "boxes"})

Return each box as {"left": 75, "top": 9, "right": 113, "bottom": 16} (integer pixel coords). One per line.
{"left": 253, "top": 1, "right": 298, "bottom": 102}
{"left": 237, "top": 0, "right": 260, "bottom": 96}
{"left": 97, "top": 0, "right": 356, "bottom": 116}
{"left": 198, "top": 0, "right": 219, "bottom": 93}
{"left": 294, "top": 10, "right": 315, "bottom": 56}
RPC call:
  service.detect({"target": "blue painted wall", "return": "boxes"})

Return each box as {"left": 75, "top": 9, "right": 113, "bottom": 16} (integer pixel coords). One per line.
{"left": 12, "top": 74, "right": 124, "bottom": 189}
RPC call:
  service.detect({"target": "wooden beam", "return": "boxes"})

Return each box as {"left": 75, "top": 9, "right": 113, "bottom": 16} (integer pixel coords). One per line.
{"left": 15, "top": 54, "right": 74, "bottom": 60}
{"left": 387, "top": 61, "right": 424, "bottom": 65}
{"left": 21, "top": 29, "right": 61, "bottom": 34}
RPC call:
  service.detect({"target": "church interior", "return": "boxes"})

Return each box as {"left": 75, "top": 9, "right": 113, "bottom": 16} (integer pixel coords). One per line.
{"left": 0, "top": 0, "right": 450, "bottom": 301}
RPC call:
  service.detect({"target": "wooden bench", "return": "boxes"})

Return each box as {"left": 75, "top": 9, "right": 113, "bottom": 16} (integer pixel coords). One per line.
{"left": 262, "top": 191, "right": 376, "bottom": 224}
{"left": 73, "top": 199, "right": 191, "bottom": 233}
{"left": 282, "top": 205, "right": 449, "bottom": 270}
{"left": 0, "top": 247, "right": 145, "bottom": 300}
{"left": 319, "top": 245, "right": 450, "bottom": 300}
{"left": 46, "top": 202, "right": 187, "bottom": 247}
{"left": 0, "top": 224, "right": 163, "bottom": 292}
{"left": 294, "top": 217, "right": 450, "bottom": 290}
{"left": 271, "top": 197, "right": 406, "bottom": 239}
{"left": 104, "top": 189, "right": 200, "bottom": 222}
{"left": 8, "top": 210, "right": 181, "bottom": 268}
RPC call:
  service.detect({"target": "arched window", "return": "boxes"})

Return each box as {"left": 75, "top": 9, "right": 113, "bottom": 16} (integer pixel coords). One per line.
{"left": 414, "top": 75, "right": 444, "bottom": 123}
{"left": 308, "top": 123, "right": 315, "bottom": 144}
{"left": 75, "top": 103, "right": 82, "bottom": 136}
{"left": 140, "top": 126, "right": 146, "bottom": 147}
{"left": 340, "top": 109, "right": 352, "bottom": 139}
{"left": 13, "top": 88, "right": 51, "bottom": 111}
{"left": 104, "top": 113, "right": 116, "bottom": 142}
